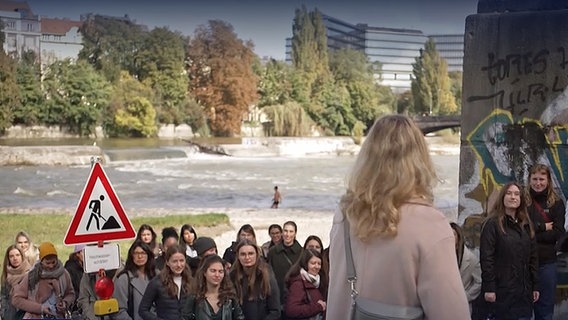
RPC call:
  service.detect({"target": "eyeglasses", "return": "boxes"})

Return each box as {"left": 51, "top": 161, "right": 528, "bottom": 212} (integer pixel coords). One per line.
{"left": 133, "top": 251, "right": 147, "bottom": 256}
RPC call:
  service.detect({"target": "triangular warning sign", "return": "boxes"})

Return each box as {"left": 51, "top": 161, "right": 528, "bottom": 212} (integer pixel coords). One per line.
{"left": 64, "top": 162, "right": 136, "bottom": 245}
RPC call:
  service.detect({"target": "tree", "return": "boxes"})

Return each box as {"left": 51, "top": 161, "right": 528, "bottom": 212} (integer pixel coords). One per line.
{"left": 329, "top": 48, "right": 388, "bottom": 130}
{"left": 136, "top": 27, "right": 189, "bottom": 124}
{"left": 187, "top": 20, "right": 258, "bottom": 136}
{"left": 0, "top": 19, "right": 5, "bottom": 46}
{"left": 103, "top": 71, "right": 157, "bottom": 137}
{"left": 263, "top": 102, "right": 314, "bottom": 136}
{"left": 291, "top": 6, "right": 334, "bottom": 126}
{"left": 43, "top": 59, "right": 110, "bottom": 136}
{"left": 257, "top": 59, "right": 294, "bottom": 108}
{"left": 449, "top": 71, "right": 463, "bottom": 114}
{"left": 14, "top": 50, "right": 44, "bottom": 125}
{"left": 78, "top": 14, "right": 145, "bottom": 83}
{"left": 411, "top": 39, "right": 457, "bottom": 115}
{"left": 396, "top": 90, "right": 414, "bottom": 114}
{"left": 0, "top": 50, "right": 20, "bottom": 133}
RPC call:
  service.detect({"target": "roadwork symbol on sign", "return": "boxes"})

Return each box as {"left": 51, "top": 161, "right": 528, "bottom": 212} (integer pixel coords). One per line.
{"left": 64, "top": 162, "right": 136, "bottom": 245}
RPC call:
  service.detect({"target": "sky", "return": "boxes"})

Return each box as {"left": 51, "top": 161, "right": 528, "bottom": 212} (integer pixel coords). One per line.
{"left": 26, "top": 0, "right": 478, "bottom": 60}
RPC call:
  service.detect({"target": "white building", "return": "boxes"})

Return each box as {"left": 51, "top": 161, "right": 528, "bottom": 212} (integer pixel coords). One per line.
{"left": 0, "top": 0, "right": 40, "bottom": 58}
{"left": 40, "top": 17, "right": 83, "bottom": 67}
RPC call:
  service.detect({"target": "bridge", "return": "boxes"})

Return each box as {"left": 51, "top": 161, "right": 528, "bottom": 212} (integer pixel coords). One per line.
{"left": 412, "top": 115, "right": 461, "bottom": 134}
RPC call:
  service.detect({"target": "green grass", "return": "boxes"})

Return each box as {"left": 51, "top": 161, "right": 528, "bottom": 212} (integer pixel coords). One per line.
{"left": 1, "top": 213, "right": 230, "bottom": 271}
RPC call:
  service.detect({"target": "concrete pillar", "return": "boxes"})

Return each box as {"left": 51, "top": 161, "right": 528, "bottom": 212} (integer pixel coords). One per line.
{"left": 460, "top": 3, "right": 568, "bottom": 233}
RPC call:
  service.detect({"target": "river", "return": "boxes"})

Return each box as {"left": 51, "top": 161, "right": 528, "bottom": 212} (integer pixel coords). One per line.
{"left": 0, "top": 138, "right": 459, "bottom": 212}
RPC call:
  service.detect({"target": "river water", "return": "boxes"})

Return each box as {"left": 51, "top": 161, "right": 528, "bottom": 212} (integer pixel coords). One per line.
{"left": 0, "top": 139, "right": 459, "bottom": 212}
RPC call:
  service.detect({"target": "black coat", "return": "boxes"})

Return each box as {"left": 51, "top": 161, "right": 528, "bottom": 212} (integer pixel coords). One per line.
{"left": 232, "top": 267, "right": 281, "bottom": 320}
{"left": 64, "top": 258, "right": 84, "bottom": 299}
{"left": 267, "top": 241, "right": 303, "bottom": 305}
{"left": 479, "top": 216, "right": 538, "bottom": 319}
{"left": 139, "top": 275, "right": 189, "bottom": 320}
{"left": 527, "top": 189, "right": 566, "bottom": 264}
{"left": 223, "top": 242, "right": 238, "bottom": 265}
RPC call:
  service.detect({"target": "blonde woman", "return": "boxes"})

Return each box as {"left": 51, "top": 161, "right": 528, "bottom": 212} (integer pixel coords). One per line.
{"left": 327, "top": 115, "right": 469, "bottom": 319}
{"left": 526, "top": 164, "right": 565, "bottom": 320}
{"left": 14, "top": 231, "right": 39, "bottom": 266}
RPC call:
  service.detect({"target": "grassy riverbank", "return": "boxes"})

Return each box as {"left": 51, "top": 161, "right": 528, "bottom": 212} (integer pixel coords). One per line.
{"left": 1, "top": 212, "right": 231, "bottom": 271}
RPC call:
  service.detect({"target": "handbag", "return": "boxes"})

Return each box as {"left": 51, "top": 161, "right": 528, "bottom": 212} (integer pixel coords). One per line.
{"left": 343, "top": 219, "right": 425, "bottom": 320}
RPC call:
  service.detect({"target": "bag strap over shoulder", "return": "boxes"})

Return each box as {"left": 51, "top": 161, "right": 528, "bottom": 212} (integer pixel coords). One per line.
{"left": 343, "top": 218, "right": 358, "bottom": 299}
{"left": 126, "top": 272, "right": 134, "bottom": 318}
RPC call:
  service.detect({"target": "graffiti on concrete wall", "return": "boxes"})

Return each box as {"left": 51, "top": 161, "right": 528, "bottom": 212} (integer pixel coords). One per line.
{"left": 460, "top": 45, "right": 568, "bottom": 246}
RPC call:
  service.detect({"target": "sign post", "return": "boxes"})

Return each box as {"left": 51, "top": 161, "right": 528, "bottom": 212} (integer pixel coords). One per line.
{"left": 65, "top": 159, "right": 136, "bottom": 319}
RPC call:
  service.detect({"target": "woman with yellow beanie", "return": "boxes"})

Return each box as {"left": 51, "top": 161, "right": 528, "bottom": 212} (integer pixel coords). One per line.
{"left": 11, "top": 242, "right": 75, "bottom": 319}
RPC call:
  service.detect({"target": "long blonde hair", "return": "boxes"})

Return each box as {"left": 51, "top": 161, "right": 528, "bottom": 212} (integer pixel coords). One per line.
{"left": 340, "top": 115, "right": 437, "bottom": 241}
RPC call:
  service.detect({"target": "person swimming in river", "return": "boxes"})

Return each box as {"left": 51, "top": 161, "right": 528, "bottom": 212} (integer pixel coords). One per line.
{"left": 271, "top": 186, "right": 281, "bottom": 209}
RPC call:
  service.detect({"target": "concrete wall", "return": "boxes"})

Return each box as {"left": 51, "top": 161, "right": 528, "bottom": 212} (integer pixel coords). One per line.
{"left": 460, "top": 8, "right": 568, "bottom": 221}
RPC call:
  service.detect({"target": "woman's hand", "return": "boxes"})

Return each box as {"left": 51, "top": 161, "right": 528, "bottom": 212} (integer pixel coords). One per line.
{"left": 484, "top": 292, "right": 496, "bottom": 303}
{"left": 545, "top": 222, "right": 553, "bottom": 231}
{"left": 317, "top": 300, "right": 326, "bottom": 311}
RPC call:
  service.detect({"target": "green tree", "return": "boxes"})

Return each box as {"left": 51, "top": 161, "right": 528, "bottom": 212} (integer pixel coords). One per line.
{"left": 449, "top": 71, "right": 463, "bottom": 113}
{"left": 14, "top": 50, "right": 44, "bottom": 125}
{"left": 263, "top": 102, "right": 314, "bottom": 136}
{"left": 257, "top": 59, "right": 294, "bottom": 108}
{"left": 0, "top": 19, "right": 5, "bottom": 46}
{"left": 329, "top": 48, "right": 389, "bottom": 130}
{"left": 0, "top": 50, "right": 20, "bottom": 132}
{"left": 291, "top": 6, "right": 334, "bottom": 127}
{"left": 396, "top": 90, "right": 414, "bottom": 114}
{"left": 104, "top": 71, "right": 157, "bottom": 137}
{"left": 187, "top": 20, "right": 259, "bottom": 137}
{"left": 411, "top": 39, "right": 457, "bottom": 115}
{"left": 78, "top": 14, "right": 145, "bottom": 83}
{"left": 136, "top": 27, "right": 189, "bottom": 124}
{"left": 43, "top": 59, "right": 110, "bottom": 136}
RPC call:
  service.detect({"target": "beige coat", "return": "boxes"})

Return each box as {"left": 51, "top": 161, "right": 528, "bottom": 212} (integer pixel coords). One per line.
{"left": 327, "top": 203, "right": 470, "bottom": 320}
{"left": 460, "top": 247, "right": 482, "bottom": 303}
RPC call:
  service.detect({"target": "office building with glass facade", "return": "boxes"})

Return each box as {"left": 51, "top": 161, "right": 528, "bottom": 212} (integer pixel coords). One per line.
{"left": 285, "top": 14, "right": 464, "bottom": 93}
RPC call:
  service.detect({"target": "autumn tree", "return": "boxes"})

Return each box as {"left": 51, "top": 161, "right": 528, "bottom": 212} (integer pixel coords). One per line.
{"left": 411, "top": 38, "right": 457, "bottom": 115}
{"left": 187, "top": 20, "right": 258, "bottom": 136}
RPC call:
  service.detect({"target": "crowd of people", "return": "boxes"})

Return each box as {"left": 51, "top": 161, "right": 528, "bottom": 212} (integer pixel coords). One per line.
{"left": 1, "top": 114, "right": 567, "bottom": 320}
{"left": 0, "top": 217, "right": 331, "bottom": 320}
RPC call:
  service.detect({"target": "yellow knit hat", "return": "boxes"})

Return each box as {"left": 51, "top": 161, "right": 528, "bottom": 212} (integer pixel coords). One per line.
{"left": 38, "top": 242, "right": 57, "bottom": 260}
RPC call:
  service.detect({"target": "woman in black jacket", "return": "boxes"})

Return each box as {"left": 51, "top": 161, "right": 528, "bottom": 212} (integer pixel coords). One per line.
{"left": 526, "top": 164, "right": 566, "bottom": 320}
{"left": 139, "top": 244, "right": 192, "bottom": 320}
{"left": 480, "top": 181, "right": 539, "bottom": 320}
{"left": 230, "top": 239, "right": 280, "bottom": 320}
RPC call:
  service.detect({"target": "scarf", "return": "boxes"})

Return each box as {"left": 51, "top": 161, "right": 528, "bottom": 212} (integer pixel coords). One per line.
{"left": 300, "top": 268, "right": 320, "bottom": 288}
{"left": 28, "top": 259, "right": 65, "bottom": 290}
{"left": 6, "top": 259, "right": 31, "bottom": 287}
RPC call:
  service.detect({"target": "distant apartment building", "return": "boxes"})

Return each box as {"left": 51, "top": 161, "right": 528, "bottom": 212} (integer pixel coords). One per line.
{"left": 285, "top": 14, "right": 464, "bottom": 93}
{"left": 0, "top": 0, "right": 40, "bottom": 58}
{"left": 40, "top": 18, "right": 82, "bottom": 66}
